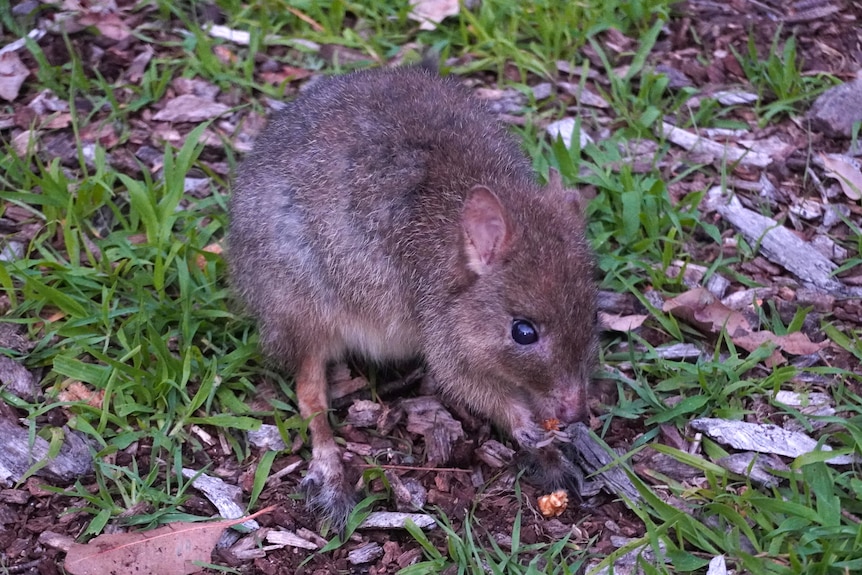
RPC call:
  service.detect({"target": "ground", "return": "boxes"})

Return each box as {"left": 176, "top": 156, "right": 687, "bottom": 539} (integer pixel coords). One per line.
{"left": 1, "top": 1, "right": 861, "bottom": 574}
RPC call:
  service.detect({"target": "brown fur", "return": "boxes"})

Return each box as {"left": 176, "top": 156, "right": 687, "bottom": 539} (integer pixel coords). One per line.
{"left": 228, "top": 66, "right": 598, "bottom": 529}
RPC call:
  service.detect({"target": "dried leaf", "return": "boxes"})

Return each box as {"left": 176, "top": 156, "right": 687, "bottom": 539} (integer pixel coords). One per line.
{"left": 153, "top": 95, "right": 230, "bottom": 123}
{"left": 732, "top": 331, "right": 827, "bottom": 357}
{"left": 821, "top": 153, "right": 862, "bottom": 200}
{"left": 78, "top": 12, "right": 131, "bottom": 41}
{"left": 598, "top": 312, "right": 648, "bottom": 332}
{"left": 195, "top": 242, "right": 223, "bottom": 270}
{"left": 11, "top": 129, "right": 39, "bottom": 158}
{"left": 64, "top": 507, "right": 273, "bottom": 575}
{"left": 662, "top": 287, "right": 751, "bottom": 337}
{"left": 125, "top": 47, "right": 154, "bottom": 83}
{"left": 546, "top": 118, "right": 594, "bottom": 150}
{"left": 0, "top": 51, "right": 29, "bottom": 102}
{"left": 259, "top": 65, "right": 314, "bottom": 86}
{"left": 56, "top": 381, "right": 104, "bottom": 407}
{"left": 408, "top": 0, "right": 459, "bottom": 30}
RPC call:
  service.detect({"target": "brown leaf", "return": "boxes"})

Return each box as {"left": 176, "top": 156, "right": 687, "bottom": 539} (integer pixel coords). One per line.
{"left": 732, "top": 331, "right": 827, "bottom": 357}
{"left": 56, "top": 381, "right": 104, "bottom": 408}
{"left": 0, "top": 51, "right": 29, "bottom": 102}
{"left": 78, "top": 12, "right": 131, "bottom": 42}
{"left": 662, "top": 287, "right": 751, "bottom": 337}
{"left": 821, "top": 153, "right": 862, "bottom": 201}
{"left": 42, "top": 113, "right": 73, "bottom": 129}
{"left": 152, "top": 95, "right": 230, "bottom": 123}
{"left": 408, "top": 0, "right": 459, "bottom": 30}
{"left": 125, "top": 47, "right": 154, "bottom": 83}
{"left": 64, "top": 507, "right": 273, "bottom": 575}
{"left": 11, "top": 129, "right": 39, "bottom": 158}
{"left": 598, "top": 312, "right": 648, "bottom": 332}
{"left": 195, "top": 242, "right": 223, "bottom": 270}
{"left": 213, "top": 45, "right": 238, "bottom": 65}
{"left": 259, "top": 65, "right": 314, "bottom": 86}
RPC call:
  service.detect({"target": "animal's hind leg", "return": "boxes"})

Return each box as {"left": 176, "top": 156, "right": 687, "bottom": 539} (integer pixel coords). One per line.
{"left": 295, "top": 352, "right": 356, "bottom": 532}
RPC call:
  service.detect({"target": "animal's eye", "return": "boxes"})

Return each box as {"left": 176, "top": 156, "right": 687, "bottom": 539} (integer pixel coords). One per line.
{"left": 511, "top": 319, "right": 538, "bottom": 345}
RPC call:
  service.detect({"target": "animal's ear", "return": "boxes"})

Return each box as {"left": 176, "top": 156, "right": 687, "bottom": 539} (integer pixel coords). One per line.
{"left": 462, "top": 185, "right": 508, "bottom": 275}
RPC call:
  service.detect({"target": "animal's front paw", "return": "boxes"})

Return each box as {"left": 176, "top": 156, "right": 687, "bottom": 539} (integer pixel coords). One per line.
{"left": 300, "top": 456, "right": 357, "bottom": 535}
{"left": 516, "top": 445, "right": 584, "bottom": 495}
{"left": 512, "top": 423, "right": 548, "bottom": 450}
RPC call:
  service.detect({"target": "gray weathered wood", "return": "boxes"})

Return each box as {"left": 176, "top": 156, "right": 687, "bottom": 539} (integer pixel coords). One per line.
{"left": 0, "top": 417, "right": 93, "bottom": 483}
{"left": 705, "top": 186, "right": 862, "bottom": 297}
{"left": 563, "top": 423, "right": 641, "bottom": 504}
{"left": 691, "top": 417, "right": 858, "bottom": 465}
{"left": 358, "top": 511, "right": 436, "bottom": 530}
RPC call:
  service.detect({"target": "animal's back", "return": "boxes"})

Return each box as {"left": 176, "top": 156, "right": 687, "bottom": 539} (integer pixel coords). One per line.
{"left": 229, "top": 66, "right": 534, "bottom": 364}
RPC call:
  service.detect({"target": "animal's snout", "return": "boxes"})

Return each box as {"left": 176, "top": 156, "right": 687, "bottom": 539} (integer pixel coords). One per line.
{"left": 556, "top": 400, "right": 588, "bottom": 424}
{"left": 553, "top": 384, "right": 588, "bottom": 423}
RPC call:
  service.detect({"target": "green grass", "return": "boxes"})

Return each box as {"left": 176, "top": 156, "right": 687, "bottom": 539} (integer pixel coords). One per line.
{"left": 732, "top": 30, "right": 838, "bottom": 125}
{"left": 404, "top": 510, "right": 590, "bottom": 574}
{"left": 2, "top": 0, "right": 861, "bottom": 573}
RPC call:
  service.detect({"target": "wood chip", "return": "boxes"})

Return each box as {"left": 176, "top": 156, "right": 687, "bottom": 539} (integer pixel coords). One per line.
{"left": 345, "top": 399, "right": 382, "bottom": 427}
{"left": 180, "top": 468, "right": 259, "bottom": 531}
{"left": 715, "top": 452, "right": 787, "bottom": 487}
{"left": 265, "top": 529, "right": 319, "bottom": 550}
{"left": 0, "top": 418, "right": 93, "bottom": 483}
{"left": 0, "top": 355, "right": 36, "bottom": 401}
{"left": 563, "top": 422, "right": 641, "bottom": 504}
{"left": 475, "top": 439, "right": 515, "bottom": 468}
{"left": 347, "top": 541, "right": 383, "bottom": 565}
{"left": 246, "top": 423, "right": 287, "bottom": 451}
{"left": 690, "top": 418, "right": 858, "bottom": 465}
{"left": 658, "top": 122, "right": 772, "bottom": 168}
{"left": 358, "top": 511, "right": 436, "bottom": 530}
{"left": 152, "top": 95, "right": 230, "bottom": 123}
{"left": 706, "top": 187, "right": 862, "bottom": 297}
{"left": 402, "top": 396, "right": 464, "bottom": 466}
{"left": 385, "top": 470, "right": 427, "bottom": 511}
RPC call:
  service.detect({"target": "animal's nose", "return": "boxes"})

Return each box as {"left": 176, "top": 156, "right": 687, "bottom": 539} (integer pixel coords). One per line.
{"left": 556, "top": 399, "right": 588, "bottom": 423}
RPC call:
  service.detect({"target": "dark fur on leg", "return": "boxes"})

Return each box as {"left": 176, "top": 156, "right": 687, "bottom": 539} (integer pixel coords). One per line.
{"left": 300, "top": 455, "right": 357, "bottom": 535}
{"left": 517, "top": 445, "right": 585, "bottom": 497}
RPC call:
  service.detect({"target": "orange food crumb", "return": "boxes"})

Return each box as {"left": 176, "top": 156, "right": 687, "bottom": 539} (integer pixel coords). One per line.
{"left": 538, "top": 490, "right": 568, "bottom": 518}
{"left": 542, "top": 418, "right": 560, "bottom": 431}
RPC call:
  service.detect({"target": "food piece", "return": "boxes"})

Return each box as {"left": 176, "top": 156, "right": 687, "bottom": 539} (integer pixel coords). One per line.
{"left": 537, "top": 490, "right": 568, "bottom": 517}
{"left": 542, "top": 418, "right": 561, "bottom": 431}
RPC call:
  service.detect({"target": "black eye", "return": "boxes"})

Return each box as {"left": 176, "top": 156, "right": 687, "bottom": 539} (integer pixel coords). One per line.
{"left": 511, "top": 319, "right": 538, "bottom": 345}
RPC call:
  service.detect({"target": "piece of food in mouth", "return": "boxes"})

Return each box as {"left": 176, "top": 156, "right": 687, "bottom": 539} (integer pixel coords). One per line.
{"left": 537, "top": 490, "right": 568, "bottom": 518}
{"left": 542, "top": 418, "right": 561, "bottom": 432}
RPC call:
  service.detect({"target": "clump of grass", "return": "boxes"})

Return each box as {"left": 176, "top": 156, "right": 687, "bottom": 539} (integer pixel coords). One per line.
{"left": 1, "top": 125, "right": 282, "bottom": 530}
{"left": 733, "top": 29, "right": 837, "bottom": 124}
{"left": 403, "top": 504, "right": 592, "bottom": 574}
